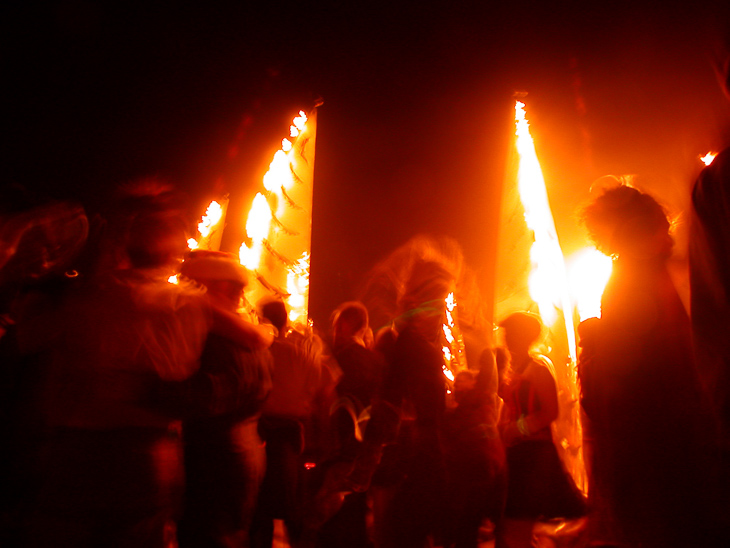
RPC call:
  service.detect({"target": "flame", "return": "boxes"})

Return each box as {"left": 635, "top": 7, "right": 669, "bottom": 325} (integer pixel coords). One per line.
{"left": 239, "top": 193, "right": 272, "bottom": 270}
{"left": 188, "top": 199, "right": 227, "bottom": 251}
{"left": 441, "top": 291, "right": 466, "bottom": 380}
{"left": 567, "top": 247, "right": 613, "bottom": 321}
{"left": 168, "top": 274, "right": 179, "bottom": 285}
{"left": 286, "top": 251, "right": 310, "bottom": 324}
{"left": 701, "top": 151, "right": 717, "bottom": 166}
{"left": 514, "top": 101, "right": 576, "bottom": 360}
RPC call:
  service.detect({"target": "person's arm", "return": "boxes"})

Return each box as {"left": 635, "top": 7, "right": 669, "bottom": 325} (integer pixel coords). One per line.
{"left": 209, "top": 305, "right": 274, "bottom": 350}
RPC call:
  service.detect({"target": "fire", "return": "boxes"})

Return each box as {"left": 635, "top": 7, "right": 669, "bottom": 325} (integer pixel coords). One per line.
{"left": 567, "top": 247, "right": 613, "bottom": 321}
{"left": 701, "top": 151, "right": 717, "bottom": 166}
{"left": 286, "top": 252, "right": 310, "bottom": 324}
{"left": 514, "top": 100, "right": 587, "bottom": 495}
{"left": 238, "top": 108, "right": 317, "bottom": 327}
{"left": 514, "top": 101, "right": 576, "bottom": 360}
{"left": 239, "top": 193, "right": 272, "bottom": 270}
{"left": 441, "top": 291, "right": 466, "bottom": 380}
{"left": 188, "top": 199, "right": 228, "bottom": 251}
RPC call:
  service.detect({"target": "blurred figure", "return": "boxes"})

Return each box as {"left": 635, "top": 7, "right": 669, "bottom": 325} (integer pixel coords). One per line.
{"left": 312, "top": 301, "right": 385, "bottom": 548}
{"left": 346, "top": 260, "right": 453, "bottom": 548}
{"left": 497, "top": 312, "right": 585, "bottom": 548}
{"left": 580, "top": 184, "right": 720, "bottom": 547}
{"left": 0, "top": 184, "right": 89, "bottom": 546}
{"left": 251, "top": 299, "right": 336, "bottom": 548}
{"left": 21, "top": 181, "right": 271, "bottom": 548}
{"left": 162, "top": 250, "right": 273, "bottom": 548}
{"left": 690, "top": 52, "right": 730, "bottom": 531}
{"left": 443, "top": 350, "right": 506, "bottom": 548}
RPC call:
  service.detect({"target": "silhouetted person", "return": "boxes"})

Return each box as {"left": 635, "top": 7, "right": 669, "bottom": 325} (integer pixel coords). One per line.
{"left": 497, "top": 312, "right": 585, "bottom": 548}
{"left": 313, "top": 301, "right": 384, "bottom": 548}
{"left": 443, "top": 351, "right": 506, "bottom": 548}
{"left": 251, "top": 300, "right": 335, "bottom": 548}
{"left": 22, "top": 182, "right": 272, "bottom": 548}
{"left": 344, "top": 260, "right": 454, "bottom": 548}
{"left": 579, "top": 184, "right": 720, "bottom": 547}
{"left": 690, "top": 54, "right": 730, "bottom": 535}
{"left": 163, "top": 251, "right": 273, "bottom": 548}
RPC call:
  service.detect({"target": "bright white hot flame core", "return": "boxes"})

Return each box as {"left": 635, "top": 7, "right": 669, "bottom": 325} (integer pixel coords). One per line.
{"left": 239, "top": 193, "right": 272, "bottom": 270}
{"left": 567, "top": 247, "right": 613, "bottom": 321}
{"left": 514, "top": 101, "right": 576, "bottom": 360}
{"left": 701, "top": 152, "right": 717, "bottom": 166}
{"left": 198, "top": 201, "right": 223, "bottom": 238}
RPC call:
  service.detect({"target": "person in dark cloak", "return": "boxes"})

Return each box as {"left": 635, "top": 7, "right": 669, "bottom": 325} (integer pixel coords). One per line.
{"left": 579, "top": 184, "right": 721, "bottom": 547}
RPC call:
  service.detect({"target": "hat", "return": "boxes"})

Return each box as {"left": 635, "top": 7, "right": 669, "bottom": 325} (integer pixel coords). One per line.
{"left": 180, "top": 250, "right": 248, "bottom": 285}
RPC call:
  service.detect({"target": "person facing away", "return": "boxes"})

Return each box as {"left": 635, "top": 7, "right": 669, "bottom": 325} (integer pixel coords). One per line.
{"left": 579, "top": 184, "right": 721, "bottom": 547}
{"left": 160, "top": 250, "right": 273, "bottom": 548}
{"left": 251, "top": 299, "right": 337, "bottom": 548}
{"left": 497, "top": 312, "right": 585, "bottom": 548}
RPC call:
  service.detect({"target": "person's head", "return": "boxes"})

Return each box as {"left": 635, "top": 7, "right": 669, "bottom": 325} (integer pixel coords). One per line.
{"left": 398, "top": 260, "right": 454, "bottom": 339}
{"left": 332, "top": 301, "right": 369, "bottom": 347}
{"left": 180, "top": 250, "right": 248, "bottom": 311}
{"left": 110, "top": 178, "right": 190, "bottom": 270}
{"left": 260, "top": 298, "right": 288, "bottom": 334}
{"left": 499, "top": 312, "right": 544, "bottom": 357}
{"left": 580, "top": 184, "right": 672, "bottom": 262}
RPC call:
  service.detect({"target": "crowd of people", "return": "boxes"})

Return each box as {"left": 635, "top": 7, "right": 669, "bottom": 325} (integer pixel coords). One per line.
{"left": 1, "top": 65, "right": 730, "bottom": 548}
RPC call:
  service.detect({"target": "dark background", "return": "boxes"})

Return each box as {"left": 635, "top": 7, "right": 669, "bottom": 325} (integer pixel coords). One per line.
{"left": 4, "top": 1, "right": 730, "bottom": 327}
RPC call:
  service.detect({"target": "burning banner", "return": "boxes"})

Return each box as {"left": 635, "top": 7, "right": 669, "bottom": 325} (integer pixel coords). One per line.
{"left": 239, "top": 109, "right": 318, "bottom": 327}
{"left": 496, "top": 100, "right": 587, "bottom": 494}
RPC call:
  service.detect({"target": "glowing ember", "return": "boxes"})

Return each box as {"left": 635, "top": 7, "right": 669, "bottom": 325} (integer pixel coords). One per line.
{"left": 701, "top": 151, "right": 717, "bottom": 166}
{"left": 567, "top": 247, "right": 613, "bottom": 321}
{"left": 187, "top": 238, "right": 199, "bottom": 250}
{"left": 168, "top": 274, "right": 179, "bottom": 285}
{"left": 514, "top": 101, "right": 576, "bottom": 360}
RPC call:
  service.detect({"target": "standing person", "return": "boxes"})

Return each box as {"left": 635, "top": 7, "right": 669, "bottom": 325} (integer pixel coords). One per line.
{"left": 497, "top": 312, "right": 585, "bottom": 548}
{"left": 579, "top": 184, "right": 720, "bottom": 547}
{"left": 23, "top": 182, "right": 272, "bottom": 548}
{"left": 165, "top": 250, "right": 273, "bottom": 548}
{"left": 443, "top": 350, "right": 506, "bottom": 548}
{"left": 345, "top": 260, "right": 454, "bottom": 548}
{"left": 312, "top": 301, "right": 385, "bottom": 548}
{"left": 251, "top": 299, "right": 337, "bottom": 548}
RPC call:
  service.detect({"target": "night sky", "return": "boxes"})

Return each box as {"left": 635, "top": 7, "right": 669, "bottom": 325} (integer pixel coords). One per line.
{"left": 4, "top": 1, "right": 730, "bottom": 326}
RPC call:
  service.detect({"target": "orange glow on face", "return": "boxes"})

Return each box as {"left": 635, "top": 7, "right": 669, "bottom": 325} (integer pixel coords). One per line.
{"left": 514, "top": 101, "right": 576, "bottom": 359}
{"left": 701, "top": 151, "right": 718, "bottom": 166}
{"left": 567, "top": 247, "right": 613, "bottom": 321}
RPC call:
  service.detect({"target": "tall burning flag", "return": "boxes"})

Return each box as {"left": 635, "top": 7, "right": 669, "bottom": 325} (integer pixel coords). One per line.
{"left": 239, "top": 109, "right": 318, "bottom": 327}
{"left": 495, "top": 100, "right": 587, "bottom": 494}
